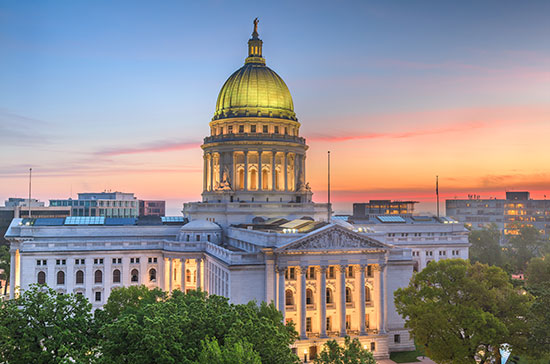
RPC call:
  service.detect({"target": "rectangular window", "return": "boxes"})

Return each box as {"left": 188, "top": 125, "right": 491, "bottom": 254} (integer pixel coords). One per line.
{"left": 36, "top": 260, "right": 41, "bottom": 266}
{"left": 148, "top": 257, "right": 152, "bottom": 263}
{"left": 94, "top": 259, "right": 98, "bottom": 264}
{"left": 135, "top": 258, "right": 140, "bottom": 264}
{"left": 263, "top": 125, "right": 268, "bottom": 133}
{"left": 284, "top": 127, "right": 288, "bottom": 134}
{"left": 239, "top": 125, "right": 244, "bottom": 133}
{"left": 228, "top": 125, "right": 233, "bottom": 133}
{"left": 118, "top": 258, "right": 122, "bottom": 264}
{"left": 56, "top": 259, "right": 60, "bottom": 265}
{"left": 367, "top": 265, "right": 373, "bottom": 277}
{"left": 347, "top": 266, "right": 354, "bottom": 278}
{"left": 274, "top": 126, "right": 279, "bottom": 133}
{"left": 345, "top": 315, "right": 351, "bottom": 330}
{"left": 306, "top": 317, "right": 312, "bottom": 332}
{"left": 370, "top": 342, "right": 376, "bottom": 352}
{"left": 307, "top": 266, "right": 315, "bottom": 279}
{"left": 365, "top": 313, "right": 370, "bottom": 328}
{"left": 130, "top": 258, "right": 134, "bottom": 264}
{"left": 394, "top": 334, "right": 401, "bottom": 343}
{"left": 327, "top": 266, "right": 335, "bottom": 279}
{"left": 326, "top": 316, "right": 331, "bottom": 331}
{"left": 196, "top": 234, "right": 200, "bottom": 241}
{"left": 113, "top": 258, "right": 118, "bottom": 264}
{"left": 95, "top": 292, "right": 101, "bottom": 302}
{"left": 250, "top": 125, "right": 256, "bottom": 133}
{"left": 153, "top": 257, "right": 157, "bottom": 263}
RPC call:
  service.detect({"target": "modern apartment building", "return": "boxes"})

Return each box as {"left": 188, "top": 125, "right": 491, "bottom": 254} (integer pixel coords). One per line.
{"left": 446, "top": 191, "right": 550, "bottom": 237}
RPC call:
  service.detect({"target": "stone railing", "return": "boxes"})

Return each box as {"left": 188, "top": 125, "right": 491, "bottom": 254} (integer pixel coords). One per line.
{"left": 203, "top": 133, "right": 306, "bottom": 145}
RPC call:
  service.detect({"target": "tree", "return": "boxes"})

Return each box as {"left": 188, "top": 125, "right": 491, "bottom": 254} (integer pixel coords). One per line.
{"left": 195, "top": 337, "right": 261, "bottom": 364}
{"left": 525, "top": 285, "right": 550, "bottom": 361}
{"left": 0, "top": 284, "right": 97, "bottom": 364}
{"left": 468, "top": 224, "right": 502, "bottom": 266}
{"left": 394, "top": 259, "right": 531, "bottom": 364}
{"left": 525, "top": 256, "right": 550, "bottom": 287}
{"left": 96, "top": 287, "right": 299, "bottom": 364}
{"left": 0, "top": 245, "right": 10, "bottom": 296}
{"left": 506, "top": 226, "right": 546, "bottom": 272}
{"left": 314, "top": 336, "right": 376, "bottom": 364}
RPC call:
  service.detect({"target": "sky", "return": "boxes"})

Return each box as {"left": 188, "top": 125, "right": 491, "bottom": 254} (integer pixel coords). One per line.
{"left": 1, "top": 0, "right": 549, "bottom": 215}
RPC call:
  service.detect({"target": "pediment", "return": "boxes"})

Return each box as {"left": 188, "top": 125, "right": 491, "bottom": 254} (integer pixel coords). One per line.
{"left": 276, "top": 224, "right": 389, "bottom": 253}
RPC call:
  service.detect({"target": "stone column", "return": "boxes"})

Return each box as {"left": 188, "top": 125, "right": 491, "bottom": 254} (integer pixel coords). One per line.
{"left": 339, "top": 264, "right": 347, "bottom": 336}
{"left": 219, "top": 152, "right": 224, "bottom": 185}
{"left": 209, "top": 154, "right": 214, "bottom": 191}
{"left": 378, "top": 263, "right": 386, "bottom": 334}
{"left": 299, "top": 265, "right": 307, "bottom": 339}
{"left": 196, "top": 258, "right": 202, "bottom": 290}
{"left": 277, "top": 265, "right": 286, "bottom": 320}
{"left": 180, "top": 258, "right": 186, "bottom": 292}
{"left": 258, "top": 150, "right": 263, "bottom": 191}
{"left": 271, "top": 151, "right": 277, "bottom": 191}
{"left": 9, "top": 250, "right": 15, "bottom": 299}
{"left": 169, "top": 258, "right": 173, "bottom": 292}
{"left": 244, "top": 151, "right": 248, "bottom": 191}
{"left": 319, "top": 265, "right": 328, "bottom": 338}
{"left": 359, "top": 264, "right": 367, "bottom": 335}
{"left": 203, "top": 155, "right": 207, "bottom": 192}
{"left": 284, "top": 152, "right": 288, "bottom": 191}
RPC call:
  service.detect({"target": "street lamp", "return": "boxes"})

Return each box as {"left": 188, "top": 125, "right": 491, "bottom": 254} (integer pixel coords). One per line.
{"left": 304, "top": 348, "right": 308, "bottom": 363}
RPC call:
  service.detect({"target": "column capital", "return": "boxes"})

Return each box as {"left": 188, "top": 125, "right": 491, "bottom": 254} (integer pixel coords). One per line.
{"left": 360, "top": 263, "right": 368, "bottom": 270}
{"left": 374, "top": 263, "right": 386, "bottom": 271}
{"left": 337, "top": 264, "right": 348, "bottom": 272}
{"left": 319, "top": 265, "right": 329, "bottom": 273}
{"left": 298, "top": 264, "right": 309, "bottom": 272}
{"left": 275, "top": 264, "right": 287, "bottom": 273}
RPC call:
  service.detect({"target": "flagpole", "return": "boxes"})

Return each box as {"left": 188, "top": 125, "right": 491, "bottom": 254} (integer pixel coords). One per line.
{"left": 436, "top": 175, "right": 440, "bottom": 218}
{"left": 327, "top": 151, "right": 331, "bottom": 222}
{"left": 28, "top": 168, "right": 32, "bottom": 219}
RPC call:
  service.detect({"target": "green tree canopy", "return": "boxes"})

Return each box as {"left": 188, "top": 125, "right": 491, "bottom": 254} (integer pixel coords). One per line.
{"left": 394, "top": 259, "right": 531, "bottom": 364}
{"left": 0, "top": 245, "right": 10, "bottom": 296}
{"left": 0, "top": 284, "right": 97, "bottom": 364}
{"left": 506, "top": 226, "right": 546, "bottom": 272}
{"left": 525, "top": 256, "right": 550, "bottom": 287}
{"left": 314, "top": 336, "right": 376, "bottom": 364}
{"left": 468, "top": 223, "right": 502, "bottom": 266}
{"left": 194, "top": 337, "right": 261, "bottom": 364}
{"left": 96, "top": 287, "right": 299, "bottom": 364}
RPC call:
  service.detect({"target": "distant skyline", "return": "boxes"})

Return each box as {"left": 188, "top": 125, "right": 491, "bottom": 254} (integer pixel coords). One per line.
{"left": 1, "top": 0, "right": 549, "bottom": 215}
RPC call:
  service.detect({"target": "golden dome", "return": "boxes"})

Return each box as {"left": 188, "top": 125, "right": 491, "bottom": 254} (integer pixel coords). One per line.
{"left": 212, "top": 22, "right": 297, "bottom": 122}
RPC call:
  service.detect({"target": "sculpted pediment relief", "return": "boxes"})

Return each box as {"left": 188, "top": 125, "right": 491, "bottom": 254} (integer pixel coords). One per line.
{"left": 276, "top": 225, "right": 388, "bottom": 253}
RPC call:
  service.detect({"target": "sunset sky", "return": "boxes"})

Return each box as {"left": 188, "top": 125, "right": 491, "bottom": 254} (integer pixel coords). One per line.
{"left": 1, "top": 1, "right": 549, "bottom": 215}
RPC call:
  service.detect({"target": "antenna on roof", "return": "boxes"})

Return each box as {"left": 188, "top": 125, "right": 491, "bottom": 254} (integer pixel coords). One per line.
{"left": 436, "top": 175, "right": 440, "bottom": 218}
{"left": 327, "top": 151, "right": 332, "bottom": 223}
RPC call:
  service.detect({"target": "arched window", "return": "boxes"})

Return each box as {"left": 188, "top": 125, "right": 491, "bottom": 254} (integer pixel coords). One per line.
{"left": 94, "top": 270, "right": 102, "bottom": 284}
{"left": 76, "top": 270, "right": 84, "bottom": 284}
{"left": 345, "top": 287, "right": 352, "bottom": 303}
{"left": 131, "top": 269, "right": 139, "bottom": 283}
{"left": 57, "top": 271, "right": 65, "bottom": 285}
{"left": 326, "top": 288, "right": 333, "bottom": 304}
{"left": 186, "top": 269, "right": 191, "bottom": 283}
{"left": 150, "top": 268, "right": 157, "bottom": 282}
{"left": 306, "top": 288, "right": 314, "bottom": 305}
{"left": 250, "top": 169, "right": 257, "bottom": 190}
{"left": 365, "top": 286, "right": 371, "bottom": 303}
{"left": 238, "top": 168, "right": 244, "bottom": 190}
{"left": 37, "top": 271, "right": 46, "bottom": 284}
{"left": 112, "top": 269, "right": 121, "bottom": 283}
{"left": 262, "top": 169, "right": 269, "bottom": 190}
{"left": 413, "top": 261, "right": 419, "bottom": 273}
{"left": 285, "top": 289, "right": 294, "bottom": 306}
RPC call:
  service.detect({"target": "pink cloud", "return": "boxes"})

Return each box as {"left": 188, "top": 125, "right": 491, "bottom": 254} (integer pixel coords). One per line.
{"left": 96, "top": 140, "right": 201, "bottom": 156}
{"left": 306, "top": 105, "right": 550, "bottom": 143}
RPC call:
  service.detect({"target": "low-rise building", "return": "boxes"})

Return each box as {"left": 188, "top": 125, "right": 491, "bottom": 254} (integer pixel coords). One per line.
{"left": 50, "top": 192, "right": 138, "bottom": 218}
{"left": 139, "top": 200, "right": 166, "bottom": 217}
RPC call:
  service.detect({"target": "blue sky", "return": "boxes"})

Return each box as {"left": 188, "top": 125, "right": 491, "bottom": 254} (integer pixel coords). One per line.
{"left": 1, "top": 1, "right": 549, "bottom": 214}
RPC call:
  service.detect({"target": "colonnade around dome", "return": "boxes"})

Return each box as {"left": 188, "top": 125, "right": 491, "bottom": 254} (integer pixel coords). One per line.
{"left": 204, "top": 150, "right": 305, "bottom": 195}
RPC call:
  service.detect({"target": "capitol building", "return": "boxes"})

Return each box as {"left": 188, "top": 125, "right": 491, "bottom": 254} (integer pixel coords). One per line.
{"left": 6, "top": 21, "right": 469, "bottom": 361}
